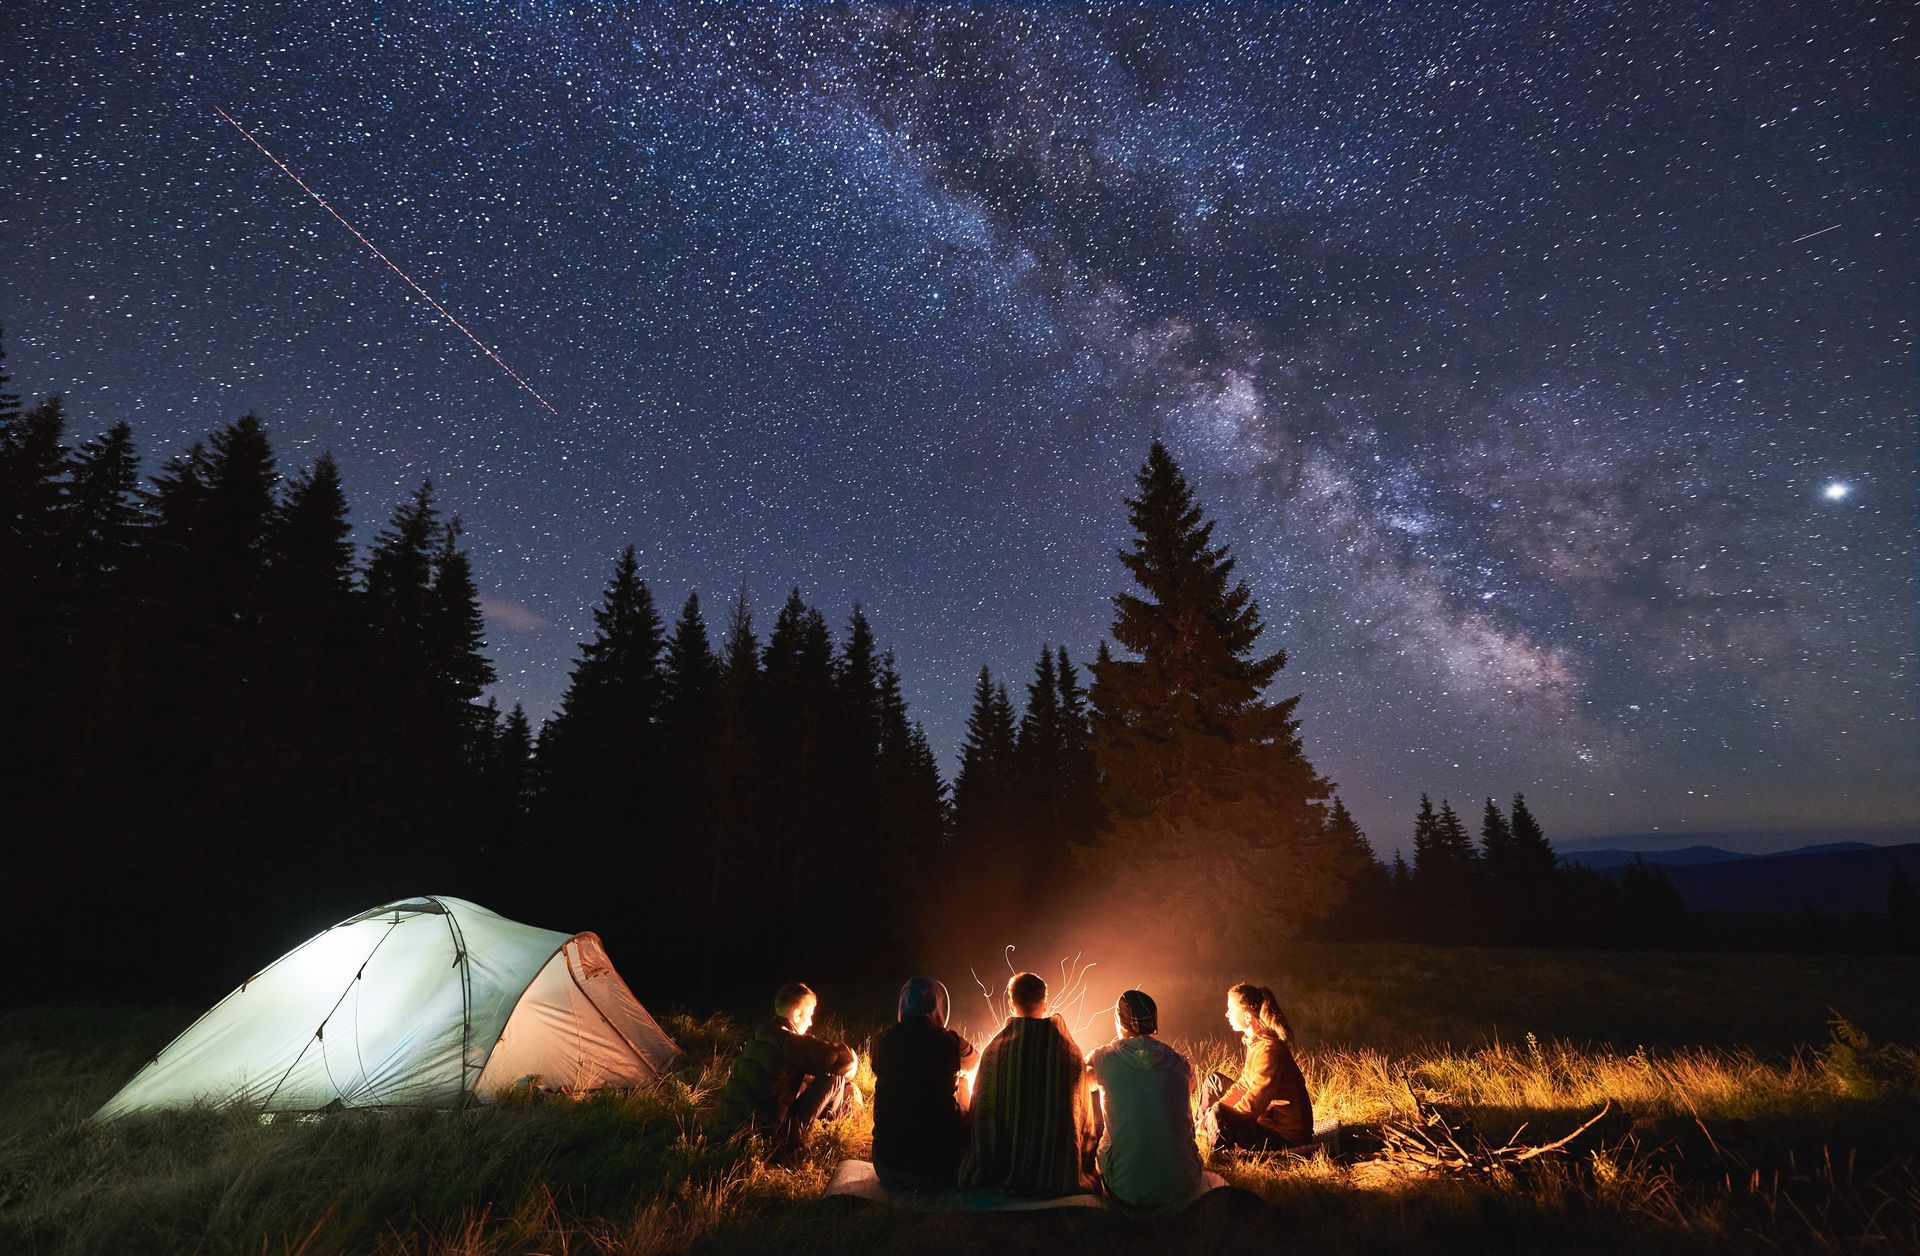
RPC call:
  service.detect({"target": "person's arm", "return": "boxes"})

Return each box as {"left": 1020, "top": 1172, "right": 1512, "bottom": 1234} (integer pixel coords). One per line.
{"left": 791, "top": 1031, "right": 856, "bottom": 1077}
{"left": 1218, "top": 1037, "right": 1268, "bottom": 1112}
{"left": 1239, "top": 1037, "right": 1289, "bottom": 1118}
{"left": 953, "top": 1031, "right": 979, "bottom": 1110}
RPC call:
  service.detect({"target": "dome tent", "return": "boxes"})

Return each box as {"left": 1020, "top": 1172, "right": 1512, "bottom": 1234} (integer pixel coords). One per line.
{"left": 97, "top": 896, "right": 679, "bottom": 1118}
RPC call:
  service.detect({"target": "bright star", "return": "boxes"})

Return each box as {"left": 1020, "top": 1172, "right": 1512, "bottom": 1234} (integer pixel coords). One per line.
{"left": 1822, "top": 481, "right": 1852, "bottom": 501}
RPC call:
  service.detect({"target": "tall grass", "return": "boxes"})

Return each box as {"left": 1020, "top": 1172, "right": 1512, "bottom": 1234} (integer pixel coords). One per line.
{"left": 3, "top": 950, "right": 1917, "bottom": 1254}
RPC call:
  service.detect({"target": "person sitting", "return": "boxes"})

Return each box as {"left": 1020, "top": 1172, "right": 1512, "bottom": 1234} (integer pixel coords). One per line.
{"left": 1087, "top": 989, "right": 1204, "bottom": 1207}
{"left": 716, "top": 981, "right": 859, "bottom": 1158}
{"left": 1199, "top": 982, "right": 1313, "bottom": 1151}
{"left": 958, "top": 971, "right": 1095, "bottom": 1197}
{"left": 870, "top": 976, "right": 978, "bottom": 1192}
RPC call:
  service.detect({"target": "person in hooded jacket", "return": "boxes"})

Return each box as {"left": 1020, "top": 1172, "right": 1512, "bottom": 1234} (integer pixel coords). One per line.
{"left": 870, "top": 976, "right": 978, "bottom": 1191}
{"left": 1086, "top": 989, "right": 1204, "bottom": 1207}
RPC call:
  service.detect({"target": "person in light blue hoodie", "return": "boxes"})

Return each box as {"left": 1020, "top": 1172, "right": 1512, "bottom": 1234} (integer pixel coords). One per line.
{"left": 1085, "top": 989, "right": 1203, "bottom": 1207}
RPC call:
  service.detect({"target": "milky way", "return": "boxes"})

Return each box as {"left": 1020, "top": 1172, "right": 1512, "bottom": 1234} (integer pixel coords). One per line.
{"left": 5, "top": 3, "right": 1914, "bottom": 848}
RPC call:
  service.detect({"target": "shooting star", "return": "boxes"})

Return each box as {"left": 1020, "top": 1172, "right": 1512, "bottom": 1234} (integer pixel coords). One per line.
{"left": 1790, "top": 224, "right": 1839, "bottom": 244}
{"left": 212, "top": 105, "right": 560, "bottom": 416}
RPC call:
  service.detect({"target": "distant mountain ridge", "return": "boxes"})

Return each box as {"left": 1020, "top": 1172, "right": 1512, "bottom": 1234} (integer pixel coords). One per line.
{"left": 1567, "top": 842, "right": 1920, "bottom": 917}
{"left": 1565, "top": 841, "right": 1880, "bottom": 871}
{"left": 1556, "top": 825, "right": 1916, "bottom": 857}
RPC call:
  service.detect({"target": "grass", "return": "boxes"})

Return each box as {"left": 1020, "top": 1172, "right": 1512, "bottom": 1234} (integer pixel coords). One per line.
{"left": 3, "top": 946, "right": 1918, "bottom": 1254}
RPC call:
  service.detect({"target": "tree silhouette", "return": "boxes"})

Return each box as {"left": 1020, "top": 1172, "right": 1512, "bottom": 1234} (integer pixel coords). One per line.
{"left": 1085, "top": 439, "right": 1337, "bottom": 958}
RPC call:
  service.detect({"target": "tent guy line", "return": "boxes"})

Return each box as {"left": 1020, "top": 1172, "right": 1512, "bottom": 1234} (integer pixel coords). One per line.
{"left": 211, "top": 104, "right": 563, "bottom": 417}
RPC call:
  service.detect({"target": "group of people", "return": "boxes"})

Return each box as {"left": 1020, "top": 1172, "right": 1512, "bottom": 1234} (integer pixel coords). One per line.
{"left": 715, "top": 973, "right": 1313, "bottom": 1207}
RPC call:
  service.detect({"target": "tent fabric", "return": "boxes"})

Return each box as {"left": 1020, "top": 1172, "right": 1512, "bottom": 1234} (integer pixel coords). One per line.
{"left": 96, "top": 896, "right": 678, "bottom": 1119}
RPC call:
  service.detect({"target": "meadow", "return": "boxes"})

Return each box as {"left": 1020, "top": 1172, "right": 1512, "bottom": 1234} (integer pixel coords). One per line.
{"left": 3, "top": 944, "right": 1917, "bottom": 1254}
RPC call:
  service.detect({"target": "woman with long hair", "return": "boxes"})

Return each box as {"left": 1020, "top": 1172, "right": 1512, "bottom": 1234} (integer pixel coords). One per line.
{"left": 1198, "top": 983, "right": 1313, "bottom": 1150}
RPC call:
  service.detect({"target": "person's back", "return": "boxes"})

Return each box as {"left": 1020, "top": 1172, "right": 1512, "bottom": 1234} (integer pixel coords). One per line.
{"left": 1088, "top": 992, "right": 1201, "bottom": 1207}
{"left": 715, "top": 1016, "right": 802, "bottom": 1132}
{"left": 958, "top": 972, "right": 1092, "bottom": 1197}
{"left": 871, "top": 978, "right": 976, "bottom": 1191}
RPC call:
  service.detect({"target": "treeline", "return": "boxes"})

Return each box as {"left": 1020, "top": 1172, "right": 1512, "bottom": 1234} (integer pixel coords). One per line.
{"left": 1312, "top": 794, "right": 1693, "bottom": 948}
{"left": 7, "top": 328, "right": 1908, "bottom": 1008}
{"left": 0, "top": 353, "right": 950, "bottom": 1001}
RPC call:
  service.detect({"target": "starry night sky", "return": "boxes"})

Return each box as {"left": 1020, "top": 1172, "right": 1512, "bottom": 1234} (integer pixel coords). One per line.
{"left": 5, "top": 3, "right": 1915, "bottom": 851}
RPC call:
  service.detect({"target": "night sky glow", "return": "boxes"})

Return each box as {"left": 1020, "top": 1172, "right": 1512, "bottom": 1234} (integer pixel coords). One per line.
{"left": 5, "top": 3, "right": 1914, "bottom": 846}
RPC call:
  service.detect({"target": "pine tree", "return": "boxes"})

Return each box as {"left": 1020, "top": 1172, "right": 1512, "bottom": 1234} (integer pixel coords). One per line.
{"left": 682, "top": 587, "right": 762, "bottom": 979}
{"left": 658, "top": 591, "right": 721, "bottom": 937}
{"left": 0, "top": 323, "right": 21, "bottom": 423}
{"left": 1508, "top": 793, "right": 1558, "bottom": 880}
{"left": 1479, "top": 797, "right": 1515, "bottom": 874}
{"left": 543, "top": 547, "right": 665, "bottom": 771}
{"left": 1318, "top": 796, "right": 1392, "bottom": 939}
{"left": 1411, "top": 794, "right": 1442, "bottom": 880}
{"left": 427, "top": 519, "right": 496, "bottom": 707}
{"left": 1054, "top": 646, "right": 1100, "bottom": 846}
{"left": 365, "top": 482, "right": 440, "bottom": 664}
{"left": 537, "top": 546, "right": 664, "bottom": 928}
{"left": 0, "top": 395, "right": 69, "bottom": 584}
{"left": 0, "top": 395, "right": 70, "bottom": 921}
{"left": 1016, "top": 645, "right": 1063, "bottom": 792}
{"left": 954, "top": 665, "right": 1018, "bottom": 845}
{"left": 1477, "top": 797, "right": 1516, "bottom": 941}
{"left": 62, "top": 422, "right": 142, "bottom": 584}
{"left": 753, "top": 589, "right": 840, "bottom": 954}
{"left": 496, "top": 702, "right": 536, "bottom": 811}
{"left": 1086, "top": 439, "right": 1335, "bottom": 956}
{"left": 46, "top": 422, "right": 144, "bottom": 804}
{"left": 1411, "top": 796, "right": 1476, "bottom": 941}
{"left": 255, "top": 453, "right": 367, "bottom": 895}
{"left": 662, "top": 592, "right": 721, "bottom": 734}
{"left": 269, "top": 454, "right": 355, "bottom": 601}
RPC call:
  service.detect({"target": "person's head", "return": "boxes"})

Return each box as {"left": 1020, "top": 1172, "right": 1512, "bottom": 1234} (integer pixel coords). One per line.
{"left": 1007, "top": 971, "right": 1048, "bottom": 1018}
{"left": 898, "top": 976, "right": 951, "bottom": 1027}
{"left": 775, "top": 982, "right": 818, "bottom": 1034}
{"left": 1114, "top": 989, "right": 1158, "bottom": 1039}
{"left": 1226, "top": 983, "right": 1293, "bottom": 1042}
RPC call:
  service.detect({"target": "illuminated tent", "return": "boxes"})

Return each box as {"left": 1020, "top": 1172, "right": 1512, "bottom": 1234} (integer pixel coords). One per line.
{"left": 96, "top": 896, "right": 679, "bottom": 1118}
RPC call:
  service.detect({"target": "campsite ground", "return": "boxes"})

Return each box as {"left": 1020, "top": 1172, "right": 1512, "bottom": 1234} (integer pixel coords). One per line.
{"left": 3, "top": 944, "right": 1918, "bottom": 1254}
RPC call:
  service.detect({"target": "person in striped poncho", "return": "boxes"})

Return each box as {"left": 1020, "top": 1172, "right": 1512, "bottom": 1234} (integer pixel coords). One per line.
{"left": 957, "top": 971, "right": 1096, "bottom": 1197}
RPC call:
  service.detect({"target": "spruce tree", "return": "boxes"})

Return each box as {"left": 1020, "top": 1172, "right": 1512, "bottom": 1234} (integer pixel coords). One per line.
{"left": 427, "top": 519, "right": 496, "bottom": 707}
{"left": 269, "top": 454, "right": 355, "bottom": 601}
{"left": 62, "top": 422, "right": 142, "bottom": 584}
{"left": 658, "top": 591, "right": 721, "bottom": 936}
{"left": 1053, "top": 646, "right": 1100, "bottom": 853}
{"left": 1086, "top": 439, "right": 1335, "bottom": 956}
{"left": 1477, "top": 796, "right": 1516, "bottom": 941}
{"left": 496, "top": 702, "right": 536, "bottom": 811}
{"left": 365, "top": 482, "right": 440, "bottom": 662}
{"left": 954, "top": 666, "right": 1018, "bottom": 846}
{"left": 0, "top": 323, "right": 20, "bottom": 423}
{"left": 1508, "top": 793, "right": 1558, "bottom": 880}
{"left": 1411, "top": 795, "right": 1476, "bottom": 941}
{"left": 687, "top": 587, "right": 761, "bottom": 978}
{"left": 754, "top": 590, "right": 839, "bottom": 953}
{"left": 662, "top": 592, "right": 721, "bottom": 734}
{"left": 1315, "top": 796, "right": 1392, "bottom": 940}
{"left": 0, "top": 395, "right": 69, "bottom": 582}
{"left": 538, "top": 546, "right": 664, "bottom": 927}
